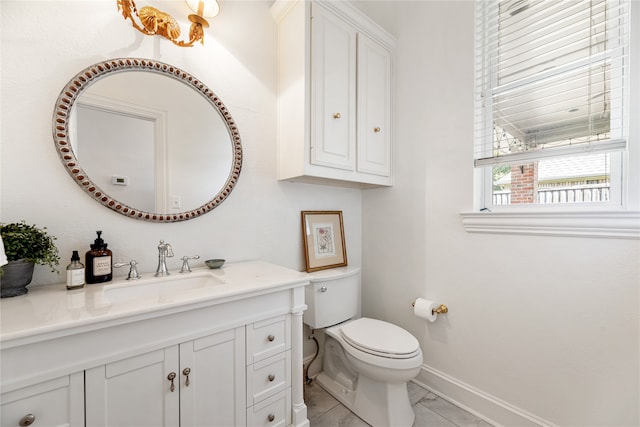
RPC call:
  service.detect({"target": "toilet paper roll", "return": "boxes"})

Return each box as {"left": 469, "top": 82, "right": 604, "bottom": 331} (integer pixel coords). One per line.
{"left": 413, "top": 298, "right": 439, "bottom": 322}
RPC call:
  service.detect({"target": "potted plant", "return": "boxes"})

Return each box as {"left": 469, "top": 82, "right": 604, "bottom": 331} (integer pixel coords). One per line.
{"left": 0, "top": 221, "right": 60, "bottom": 298}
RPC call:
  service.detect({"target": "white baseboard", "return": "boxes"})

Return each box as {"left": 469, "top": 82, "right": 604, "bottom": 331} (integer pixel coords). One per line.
{"left": 414, "top": 364, "right": 556, "bottom": 427}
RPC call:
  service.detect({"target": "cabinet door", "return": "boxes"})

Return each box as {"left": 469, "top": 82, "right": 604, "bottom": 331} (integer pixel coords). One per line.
{"left": 357, "top": 32, "right": 392, "bottom": 177}
{"left": 85, "top": 347, "right": 180, "bottom": 427}
{"left": 311, "top": 3, "right": 357, "bottom": 171}
{"left": 1, "top": 373, "right": 84, "bottom": 427}
{"left": 180, "top": 327, "right": 246, "bottom": 427}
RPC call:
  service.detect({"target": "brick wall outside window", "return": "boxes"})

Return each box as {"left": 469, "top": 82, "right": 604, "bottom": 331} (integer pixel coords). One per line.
{"left": 510, "top": 162, "right": 538, "bottom": 204}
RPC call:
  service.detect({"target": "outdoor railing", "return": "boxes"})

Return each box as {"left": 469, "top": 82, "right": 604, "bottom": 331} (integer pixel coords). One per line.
{"left": 493, "top": 183, "right": 610, "bottom": 205}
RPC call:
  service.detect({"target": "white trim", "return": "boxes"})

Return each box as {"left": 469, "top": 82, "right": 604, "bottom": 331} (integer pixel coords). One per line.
{"left": 460, "top": 210, "right": 640, "bottom": 239}
{"left": 318, "top": 0, "right": 396, "bottom": 50}
{"left": 414, "top": 364, "right": 557, "bottom": 427}
{"left": 474, "top": 138, "right": 626, "bottom": 167}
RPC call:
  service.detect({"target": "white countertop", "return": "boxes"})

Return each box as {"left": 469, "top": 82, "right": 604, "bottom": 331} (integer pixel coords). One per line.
{"left": 1, "top": 260, "right": 310, "bottom": 344}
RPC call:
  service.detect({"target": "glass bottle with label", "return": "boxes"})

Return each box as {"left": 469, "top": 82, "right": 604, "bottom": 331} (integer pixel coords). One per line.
{"left": 66, "top": 250, "right": 85, "bottom": 290}
{"left": 85, "top": 231, "right": 113, "bottom": 284}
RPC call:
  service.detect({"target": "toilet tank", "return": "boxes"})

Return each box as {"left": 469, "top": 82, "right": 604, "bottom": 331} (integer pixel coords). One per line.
{"left": 304, "top": 267, "right": 360, "bottom": 329}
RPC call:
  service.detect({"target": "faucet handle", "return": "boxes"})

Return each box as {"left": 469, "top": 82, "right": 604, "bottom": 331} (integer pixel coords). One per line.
{"left": 159, "top": 240, "right": 174, "bottom": 258}
{"left": 114, "top": 260, "right": 141, "bottom": 280}
{"left": 179, "top": 255, "right": 200, "bottom": 274}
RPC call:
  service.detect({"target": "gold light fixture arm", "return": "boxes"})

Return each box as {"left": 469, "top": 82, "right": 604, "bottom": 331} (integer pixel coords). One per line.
{"left": 117, "top": 0, "right": 209, "bottom": 47}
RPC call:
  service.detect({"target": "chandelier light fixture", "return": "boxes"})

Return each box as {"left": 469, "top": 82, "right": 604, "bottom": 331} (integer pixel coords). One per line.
{"left": 117, "top": 0, "right": 220, "bottom": 47}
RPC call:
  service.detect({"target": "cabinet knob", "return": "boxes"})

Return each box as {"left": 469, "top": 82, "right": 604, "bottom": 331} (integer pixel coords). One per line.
{"left": 19, "top": 414, "right": 36, "bottom": 426}
{"left": 267, "top": 334, "right": 275, "bottom": 342}
{"left": 267, "top": 414, "right": 276, "bottom": 422}
{"left": 167, "top": 372, "right": 177, "bottom": 392}
{"left": 268, "top": 374, "right": 276, "bottom": 382}
{"left": 183, "top": 367, "right": 191, "bottom": 387}
{"left": 320, "top": 286, "right": 327, "bottom": 293}
{"left": 374, "top": 127, "right": 381, "bottom": 133}
{"left": 333, "top": 113, "right": 341, "bottom": 119}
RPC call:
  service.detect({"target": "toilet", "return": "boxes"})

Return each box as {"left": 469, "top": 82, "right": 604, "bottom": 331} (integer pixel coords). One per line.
{"left": 304, "top": 267, "right": 423, "bottom": 427}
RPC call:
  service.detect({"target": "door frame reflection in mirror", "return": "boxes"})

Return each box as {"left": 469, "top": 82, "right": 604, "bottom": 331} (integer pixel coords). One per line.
{"left": 74, "top": 93, "right": 167, "bottom": 213}
{"left": 52, "top": 58, "right": 242, "bottom": 222}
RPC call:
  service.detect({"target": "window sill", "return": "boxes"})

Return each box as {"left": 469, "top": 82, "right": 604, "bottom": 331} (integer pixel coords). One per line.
{"left": 460, "top": 210, "right": 640, "bottom": 239}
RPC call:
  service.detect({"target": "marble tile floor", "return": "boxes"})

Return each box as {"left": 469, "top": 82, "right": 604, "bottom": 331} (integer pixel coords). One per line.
{"left": 304, "top": 379, "right": 493, "bottom": 427}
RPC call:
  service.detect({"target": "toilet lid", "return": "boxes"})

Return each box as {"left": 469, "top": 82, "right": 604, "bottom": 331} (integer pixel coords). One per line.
{"left": 340, "top": 318, "right": 420, "bottom": 359}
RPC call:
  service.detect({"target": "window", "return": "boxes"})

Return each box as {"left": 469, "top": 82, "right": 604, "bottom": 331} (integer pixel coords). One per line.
{"left": 474, "top": 0, "right": 630, "bottom": 209}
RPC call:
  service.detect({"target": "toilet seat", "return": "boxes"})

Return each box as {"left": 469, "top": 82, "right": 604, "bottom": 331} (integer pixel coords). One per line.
{"left": 340, "top": 318, "right": 421, "bottom": 359}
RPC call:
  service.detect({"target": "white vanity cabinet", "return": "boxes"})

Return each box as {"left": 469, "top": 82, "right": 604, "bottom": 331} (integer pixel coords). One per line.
{"left": 1, "top": 373, "right": 84, "bottom": 427}
{"left": 1, "top": 261, "right": 310, "bottom": 427}
{"left": 85, "top": 327, "right": 245, "bottom": 427}
{"left": 271, "top": 0, "right": 395, "bottom": 188}
{"left": 246, "top": 315, "right": 292, "bottom": 426}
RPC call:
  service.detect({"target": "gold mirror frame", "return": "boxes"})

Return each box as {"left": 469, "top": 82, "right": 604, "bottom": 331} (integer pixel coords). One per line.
{"left": 53, "top": 58, "right": 242, "bottom": 222}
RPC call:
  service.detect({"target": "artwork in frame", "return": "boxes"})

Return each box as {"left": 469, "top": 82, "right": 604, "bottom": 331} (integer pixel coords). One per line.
{"left": 301, "top": 211, "right": 348, "bottom": 272}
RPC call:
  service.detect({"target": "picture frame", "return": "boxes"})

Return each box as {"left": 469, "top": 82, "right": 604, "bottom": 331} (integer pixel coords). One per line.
{"left": 301, "top": 211, "right": 347, "bottom": 272}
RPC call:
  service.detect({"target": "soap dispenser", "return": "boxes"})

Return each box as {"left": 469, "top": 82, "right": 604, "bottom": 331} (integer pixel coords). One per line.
{"left": 85, "top": 231, "right": 113, "bottom": 284}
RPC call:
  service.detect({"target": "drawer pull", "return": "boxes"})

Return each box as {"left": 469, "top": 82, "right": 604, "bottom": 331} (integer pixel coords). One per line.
{"left": 267, "top": 334, "right": 275, "bottom": 342}
{"left": 374, "top": 127, "right": 381, "bottom": 133}
{"left": 333, "top": 112, "right": 341, "bottom": 119}
{"left": 183, "top": 367, "right": 191, "bottom": 387}
{"left": 19, "top": 414, "right": 35, "bottom": 426}
{"left": 268, "top": 374, "right": 275, "bottom": 382}
{"left": 167, "top": 372, "right": 176, "bottom": 392}
{"left": 268, "top": 414, "right": 276, "bottom": 423}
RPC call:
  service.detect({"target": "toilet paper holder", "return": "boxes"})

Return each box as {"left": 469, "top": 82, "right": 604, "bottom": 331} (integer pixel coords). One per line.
{"left": 412, "top": 300, "right": 448, "bottom": 315}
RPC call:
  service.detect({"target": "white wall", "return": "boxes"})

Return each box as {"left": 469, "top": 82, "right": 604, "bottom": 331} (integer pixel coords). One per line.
{"left": 0, "top": 1, "right": 362, "bottom": 284}
{"left": 358, "top": 1, "right": 639, "bottom": 426}
{"left": 2, "top": 1, "right": 638, "bottom": 426}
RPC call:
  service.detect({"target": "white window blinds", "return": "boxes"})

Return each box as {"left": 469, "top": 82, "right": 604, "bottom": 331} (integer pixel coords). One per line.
{"left": 474, "top": 0, "right": 630, "bottom": 167}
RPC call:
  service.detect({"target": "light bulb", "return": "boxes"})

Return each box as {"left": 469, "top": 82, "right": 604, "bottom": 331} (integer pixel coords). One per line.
{"left": 185, "top": 0, "right": 220, "bottom": 18}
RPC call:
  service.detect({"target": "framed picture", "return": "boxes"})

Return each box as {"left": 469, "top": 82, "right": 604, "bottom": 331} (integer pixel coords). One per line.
{"left": 301, "top": 211, "right": 347, "bottom": 272}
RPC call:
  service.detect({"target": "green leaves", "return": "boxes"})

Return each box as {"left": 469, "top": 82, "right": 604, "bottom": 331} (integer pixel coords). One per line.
{"left": 1, "top": 221, "right": 60, "bottom": 272}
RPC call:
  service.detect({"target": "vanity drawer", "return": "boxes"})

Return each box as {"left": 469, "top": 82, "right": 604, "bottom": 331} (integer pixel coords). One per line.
{"left": 247, "top": 389, "right": 290, "bottom": 427}
{"left": 247, "top": 351, "right": 291, "bottom": 405}
{"left": 1, "top": 373, "right": 84, "bottom": 427}
{"left": 246, "top": 315, "right": 290, "bottom": 364}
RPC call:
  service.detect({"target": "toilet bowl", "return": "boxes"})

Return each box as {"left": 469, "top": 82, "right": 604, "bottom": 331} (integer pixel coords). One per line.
{"left": 304, "top": 267, "right": 423, "bottom": 427}
{"left": 316, "top": 317, "right": 423, "bottom": 427}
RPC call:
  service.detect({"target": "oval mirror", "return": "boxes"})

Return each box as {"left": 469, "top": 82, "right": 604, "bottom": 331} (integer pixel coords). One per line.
{"left": 53, "top": 58, "right": 242, "bottom": 222}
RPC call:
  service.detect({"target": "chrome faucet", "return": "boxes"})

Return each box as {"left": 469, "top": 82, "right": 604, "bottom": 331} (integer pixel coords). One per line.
{"left": 179, "top": 255, "right": 200, "bottom": 274}
{"left": 155, "top": 240, "right": 174, "bottom": 277}
{"left": 114, "top": 259, "right": 141, "bottom": 280}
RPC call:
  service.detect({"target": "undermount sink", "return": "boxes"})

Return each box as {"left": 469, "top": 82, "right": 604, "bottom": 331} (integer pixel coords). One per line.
{"left": 104, "top": 271, "right": 227, "bottom": 303}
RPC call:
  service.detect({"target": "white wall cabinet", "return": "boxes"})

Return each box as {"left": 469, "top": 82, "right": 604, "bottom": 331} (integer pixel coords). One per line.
{"left": 356, "top": 33, "right": 393, "bottom": 178}
{"left": 85, "top": 327, "right": 245, "bottom": 427}
{"left": 272, "top": 0, "right": 395, "bottom": 188}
